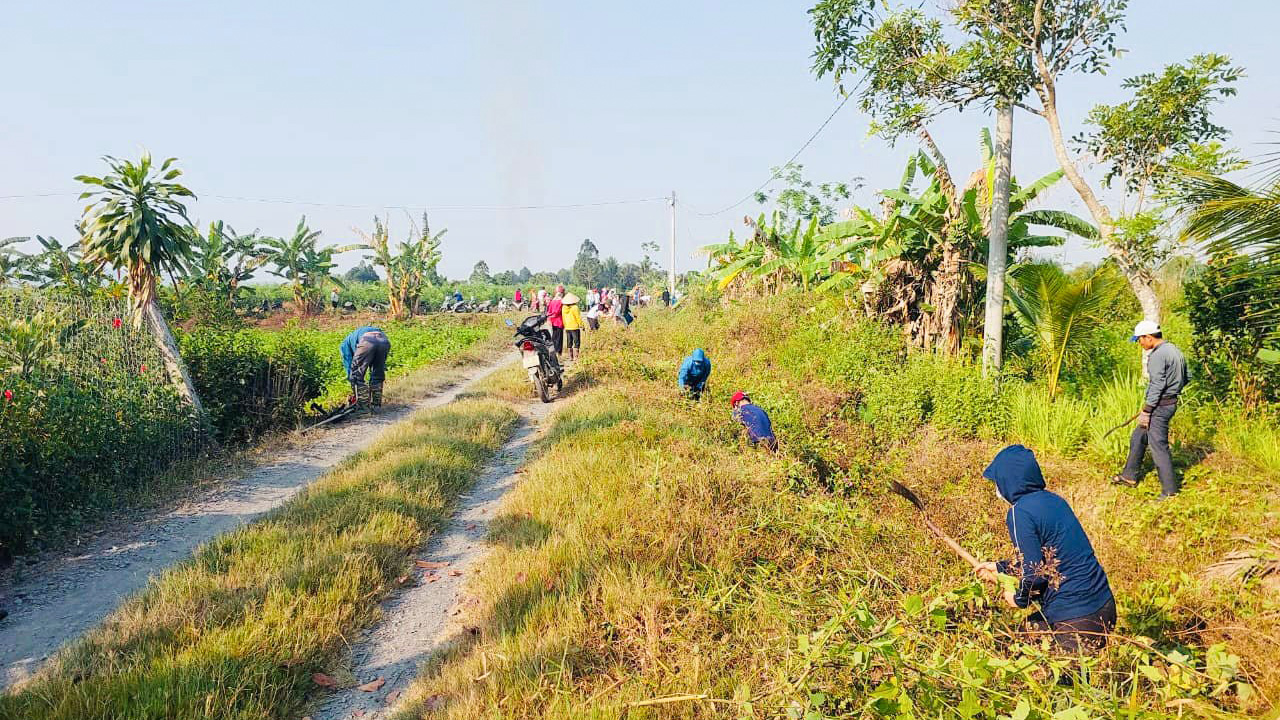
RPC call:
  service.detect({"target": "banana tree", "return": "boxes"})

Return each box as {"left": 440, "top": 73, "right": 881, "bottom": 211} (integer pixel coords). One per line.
{"left": 356, "top": 213, "right": 444, "bottom": 318}
{"left": 0, "top": 237, "right": 27, "bottom": 287}
{"left": 188, "top": 221, "right": 264, "bottom": 306}
{"left": 260, "top": 217, "right": 359, "bottom": 315}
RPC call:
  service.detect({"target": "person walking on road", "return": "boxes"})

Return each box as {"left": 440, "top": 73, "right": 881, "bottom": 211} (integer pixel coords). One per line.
{"left": 341, "top": 325, "right": 392, "bottom": 413}
{"left": 548, "top": 285, "right": 566, "bottom": 354}
{"left": 1112, "top": 320, "right": 1189, "bottom": 499}
{"left": 977, "top": 444, "right": 1116, "bottom": 654}
{"left": 561, "top": 292, "right": 583, "bottom": 361}
{"left": 678, "top": 348, "right": 711, "bottom": 400}
{"left": 731, "top": 391, "right": 777, "bottom": 451}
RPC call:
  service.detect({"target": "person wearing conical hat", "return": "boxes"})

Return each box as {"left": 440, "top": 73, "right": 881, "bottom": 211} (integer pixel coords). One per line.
{"left": 561, "top": 292, "right": 583, "bottom": 361}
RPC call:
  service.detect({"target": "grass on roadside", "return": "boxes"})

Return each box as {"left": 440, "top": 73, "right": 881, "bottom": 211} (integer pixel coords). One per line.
{"left": 389, "top": 301, "right": 1276, "bottom": 719}
{"left": 0, "top": 396, "right": 518, "bottom": 720}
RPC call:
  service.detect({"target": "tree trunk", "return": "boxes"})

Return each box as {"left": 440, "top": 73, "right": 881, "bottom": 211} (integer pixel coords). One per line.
{"left": 1035, "top": 65, "right": 1161, "bottom": 322}
{"left": 983, "top": 102, "right": 1014, "bottom": 378}
{"left": 143, "top": 298, "right": 205, "bottom": 415}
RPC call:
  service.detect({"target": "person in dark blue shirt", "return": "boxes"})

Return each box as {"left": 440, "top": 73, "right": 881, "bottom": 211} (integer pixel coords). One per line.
{"left": 677, "top": 348, "right": 711, "bottom": 400}
{"left": 731, "top": 391, "right": 777, "bottom": 452}
{"left": 341, "top": 326, "right": 391, "bottom": 412}
{"left": 975, "top": 445, "right": 1115, "bottom": 653}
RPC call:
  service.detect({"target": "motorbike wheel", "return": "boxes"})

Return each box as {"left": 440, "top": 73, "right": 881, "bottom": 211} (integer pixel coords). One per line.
{"left": 533, "top": 374, "right": 551, "bottom": 403}
{"left": 554, "top": 375, "right": 563, "bottom": 391}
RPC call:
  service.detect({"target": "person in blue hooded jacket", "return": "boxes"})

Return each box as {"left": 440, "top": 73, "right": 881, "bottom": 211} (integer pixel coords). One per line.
{"left": 341, "top": 326, "right": 391, "bottom": 412}
{"left": 677, "top": 348, "right": 711, "bottom": 400}
{"left": 975, "top": 445, "right": 1116, "bottom": 653}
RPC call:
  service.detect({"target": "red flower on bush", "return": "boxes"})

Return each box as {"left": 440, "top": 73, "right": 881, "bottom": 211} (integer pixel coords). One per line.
{"left": 140, "top": 364, "right": 148, "bottom": 372}
{"left": 112, "top": 317, "right": 122, "bottom": 329}
{"left": 101, "top": 357, "right": 108, "bottom": 364}
{"left": 3, "top": 389, "right": 11, "bottom": 402}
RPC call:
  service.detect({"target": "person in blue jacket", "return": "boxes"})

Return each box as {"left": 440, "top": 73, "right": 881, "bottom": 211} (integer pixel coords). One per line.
{"left": 341, "top": 326, "right": 391, "bottom": 412}
{"left": 731, "top": 391, "right": 777, "bottom": 451}
{"left": 677, "top": 348, "right": 711, "bottom": 400}
{"left": 976, "top": 444, "right": 1115, "bottom": 654}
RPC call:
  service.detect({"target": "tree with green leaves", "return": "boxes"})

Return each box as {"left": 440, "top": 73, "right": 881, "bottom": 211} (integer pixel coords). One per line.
{"left": 572, "top": 239, "right": 602, "bottom": 287}
{"left": 188, "top": 221, "right": 263, "bottom": 307}
{"left": 0, "top": 238, "right": 27, "bottom": 287}
{"left": 357, "top": 213, "right": 443, "bottom": 318}
{"left": 344, "top": 261, "right": 380, "bottom": 284}
{"left": 1007, "top": 262, "right": 1122, "bottom": 398}
{"left": 952, "top": 2, "right": 1241, "bottom": 323}
{"left": 470, "top": 260, "right": 492, "bottom": 285}
{"left": 753, "top": 162, "right": 860, "bottom": 225}
{"left": 75, "top": 152, "right": 202, "bottom": 409}
{"left": 260, "top": 217, "right": 354, "bottom": 315}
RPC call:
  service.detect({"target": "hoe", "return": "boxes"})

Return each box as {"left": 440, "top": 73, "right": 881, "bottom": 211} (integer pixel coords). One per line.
{"left": 888, "top": 480, "right": 981, "bottom": 570}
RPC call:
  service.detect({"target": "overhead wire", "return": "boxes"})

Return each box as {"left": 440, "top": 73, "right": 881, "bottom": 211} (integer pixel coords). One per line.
{"left": 690, "top": 89, "right": 858, "bottom": 218}
{"left": 0, "top": 190, "right": 669, "bottom": 212}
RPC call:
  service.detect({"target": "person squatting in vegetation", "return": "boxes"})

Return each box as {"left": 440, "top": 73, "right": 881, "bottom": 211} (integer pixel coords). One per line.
{"left": 731, "top": 391, "right": 777, "bottom": 451}
{"left": 1112, "top": 321, "right": 1189, "bottom": 499}
{"left": 341, "top": 325, "right": 391, "bottom": 413}
{"left": 678, "top": 348, "right": 711, "bottom": 400}
{"left": 561, "top": 292, "right": 583, "bottom": 361}
{"left": 976, "top": 445, "right": 1116, "bottom": 655}
{"left": 548, "top": 285, "right": 566, "bottom": 354}
{"left": 584, "top": 300, "right": 601, "bottom": 331}
{"left": 618, "top": 291, "right": 634, "bottom": 326}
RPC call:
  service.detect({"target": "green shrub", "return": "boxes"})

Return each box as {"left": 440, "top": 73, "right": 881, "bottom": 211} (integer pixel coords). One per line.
{"left": 1007, "top": 383, "right": 1092, "bottom": 455}
{"left": 929, "top": 358, "right": 1008, "bottom": 438}
{"left": 179, "top": 328, "right": 326, "bottom": 442}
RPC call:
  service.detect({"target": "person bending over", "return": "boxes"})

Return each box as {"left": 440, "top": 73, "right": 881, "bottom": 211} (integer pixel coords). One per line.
{"left": 341, "top": 325, "right": 391, "bottom": 413}
{"left": 976, "top": 445, "right": 1115, "bottom": 654}
{"left": 677, "top": 348, "right": 711, "bottom": 400}
{"left": 731, "top": 391, "right": 777, "bottom": 451}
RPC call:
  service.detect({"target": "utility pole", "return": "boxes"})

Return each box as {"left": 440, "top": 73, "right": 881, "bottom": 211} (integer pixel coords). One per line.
{"left": 982, "top": 102, "right": 1014, "bottom": 379}
{"left": 668, "top": 190, "right": 677, "bottom": 300}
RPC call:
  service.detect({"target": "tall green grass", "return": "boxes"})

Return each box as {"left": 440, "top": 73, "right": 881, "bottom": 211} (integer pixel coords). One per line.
{"left": 0, "top": 398, "right": 518, "bottom": 720}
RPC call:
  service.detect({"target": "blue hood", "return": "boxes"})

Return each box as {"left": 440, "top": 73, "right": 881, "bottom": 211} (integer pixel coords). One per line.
{"left": 984, "top": 444, "right": 1045, "bottom": 503}
{"left": 690, "top": 348, "right": 707, "bottom": 366}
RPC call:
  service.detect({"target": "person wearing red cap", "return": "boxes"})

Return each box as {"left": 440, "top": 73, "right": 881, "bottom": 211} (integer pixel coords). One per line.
{"left": 731, "top": 391, "right": 777, "bottom": 451}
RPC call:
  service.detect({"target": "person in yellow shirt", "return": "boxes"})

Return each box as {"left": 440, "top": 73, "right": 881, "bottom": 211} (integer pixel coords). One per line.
{"left": 561, "top": 292, "right": 584, "bottom": 361}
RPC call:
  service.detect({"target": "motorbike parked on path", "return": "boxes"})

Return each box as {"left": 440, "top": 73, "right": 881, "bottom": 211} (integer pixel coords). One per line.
{"left": 506, "top": 315, "right": 563, "bottom": 403}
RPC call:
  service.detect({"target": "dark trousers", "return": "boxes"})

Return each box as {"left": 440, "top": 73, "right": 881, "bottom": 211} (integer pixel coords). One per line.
{"left": 1022, "top": 597, "right": 1117, "bottom": 654}
{"left": 1122, "top": 402, "right": 1178, "bottom": 496}
{"left": 565, "top": 329, "right": 581, "bottom": 350}
{"left": 551, "top": 326, "right": 564, "bottom": 354}
{"left": 349, "top": 332, "right": 390, "bottom": 389}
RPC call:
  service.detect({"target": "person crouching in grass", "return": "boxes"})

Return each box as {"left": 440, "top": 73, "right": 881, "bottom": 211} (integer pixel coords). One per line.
{"left": 730, "top": 391, "right": 777, "bottom": 452}
{"left": 975, "top": 445, "right": 1116, "bottom": 654}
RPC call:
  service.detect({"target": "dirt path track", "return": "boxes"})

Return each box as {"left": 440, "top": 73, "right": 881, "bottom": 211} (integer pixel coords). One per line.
{"left": 309, "top": 398, "right": 551, "bottom": 720}
{"left": 0, "top": 356, "right": 511, "bottom": 690}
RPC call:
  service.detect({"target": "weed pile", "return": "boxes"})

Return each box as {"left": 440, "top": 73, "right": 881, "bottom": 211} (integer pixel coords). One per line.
{"left": 398, "top": 298, "right": 1277, "bottom": 718}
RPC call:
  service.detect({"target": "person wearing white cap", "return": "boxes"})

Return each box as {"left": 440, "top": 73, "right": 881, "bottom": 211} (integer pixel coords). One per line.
{"left": 1112, "top": 320, "right": 1188, "bottom": 498}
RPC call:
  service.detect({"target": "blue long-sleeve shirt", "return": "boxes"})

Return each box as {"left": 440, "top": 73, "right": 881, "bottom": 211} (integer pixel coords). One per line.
{"left": 986, "top": 445, "right": 1113, "bottom": 623}
{"left": 733, "top": 403, "right": 775, "bottom": 444}
{"left": 341, "top": 326, "right": 382, "bottom": 374}
{"left": 677, "top": 349, "right": 711, "bottom": 391}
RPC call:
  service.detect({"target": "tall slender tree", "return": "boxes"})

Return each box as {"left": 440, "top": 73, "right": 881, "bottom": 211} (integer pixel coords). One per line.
{"left": 76, "top": 153, "right": 203, "bottom": 410}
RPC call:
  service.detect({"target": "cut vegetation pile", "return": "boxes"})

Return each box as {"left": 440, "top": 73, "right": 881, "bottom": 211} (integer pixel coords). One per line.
{"left": 395, "top": 298, "right": 1277, "bottom": 719}
{"left": 0, "top": 393, "right": 518, "bottom": 720}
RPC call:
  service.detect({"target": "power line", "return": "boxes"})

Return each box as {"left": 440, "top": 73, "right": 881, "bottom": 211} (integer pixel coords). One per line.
{"left": 0, "top": 191, "right": 669, "bottom": 212}
{"left": 691, "top": 92, "right": 856, "bottom": 218}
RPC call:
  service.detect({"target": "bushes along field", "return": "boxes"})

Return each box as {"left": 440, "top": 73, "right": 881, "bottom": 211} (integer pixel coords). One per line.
{"left": 393, "top": 298, "right": 1277, "bottom": 718}
{"left": 0, "top": 392, "right": 518, "bottom": 720}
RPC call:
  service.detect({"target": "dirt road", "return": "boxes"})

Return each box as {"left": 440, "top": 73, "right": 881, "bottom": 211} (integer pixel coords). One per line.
{"left": 308, "top": 398, "right": 552, "bottom": 720}
{"left": 0, "top": 356, "right": 512, "bottom": 690}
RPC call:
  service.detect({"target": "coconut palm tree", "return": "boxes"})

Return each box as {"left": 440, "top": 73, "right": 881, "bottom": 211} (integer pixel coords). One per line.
{"left": 75, "top": 153, "right": 203, "bottom": 410}
{"left": 1176, "top": 164, "right": 1280, "bottom": 335}
{"left": 1007, "top": 262, "right": 1123, "bottom": 398}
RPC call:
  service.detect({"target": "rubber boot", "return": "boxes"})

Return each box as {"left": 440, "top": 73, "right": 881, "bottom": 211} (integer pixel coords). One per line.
{"left": 355, "top": 383, "right": 372, "bottom": 415}
{"left": 370, "top": 383, "right": 384, "bottom": 410}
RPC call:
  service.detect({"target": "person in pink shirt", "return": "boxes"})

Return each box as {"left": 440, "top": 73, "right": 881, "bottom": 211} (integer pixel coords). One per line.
{"left": 547, "top": 285, "right": 566, "bottom": 354}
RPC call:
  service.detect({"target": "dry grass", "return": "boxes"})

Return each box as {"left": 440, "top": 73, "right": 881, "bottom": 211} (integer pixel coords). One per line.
{"left": 0, "top": 397, "right": 518, "bottom": 720}
{"left": 390, "top": 298, "right": 1278, "bottom": 719}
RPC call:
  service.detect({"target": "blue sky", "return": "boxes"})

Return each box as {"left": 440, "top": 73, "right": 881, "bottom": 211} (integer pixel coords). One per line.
{"left": 2, "top": 1, "right": 1277, "bottom": 280}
